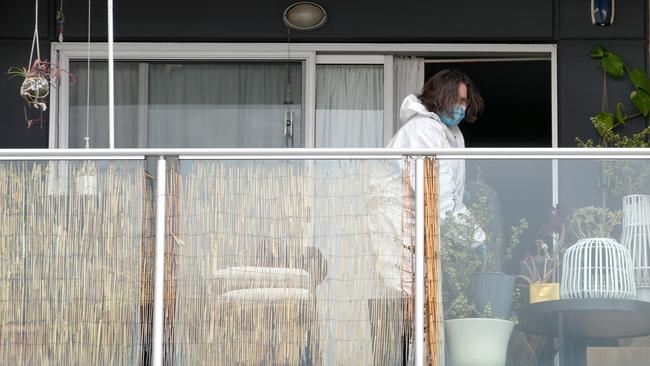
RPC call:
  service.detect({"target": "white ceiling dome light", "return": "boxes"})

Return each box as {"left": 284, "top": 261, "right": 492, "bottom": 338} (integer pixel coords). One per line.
{"left": 283, "top": 2, "right": 327, "bottom": 31}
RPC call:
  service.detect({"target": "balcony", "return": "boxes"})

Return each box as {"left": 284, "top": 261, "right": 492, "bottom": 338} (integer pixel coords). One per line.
{"left": 1, "top": 148, "right": 650, "bottom": 366}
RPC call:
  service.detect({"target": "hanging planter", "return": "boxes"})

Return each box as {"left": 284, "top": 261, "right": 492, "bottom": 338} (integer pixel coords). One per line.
{"left": 8, "top": 60, "right": 73, "bottom": 128}
{"left": 6, "top": 0, "right": 73, "bottom": 128}
{"left": 9, "top": 60, "right": 51, "bottom": 111}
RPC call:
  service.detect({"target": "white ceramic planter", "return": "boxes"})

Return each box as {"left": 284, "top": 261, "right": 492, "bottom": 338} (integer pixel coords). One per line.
{"left": 445, "top": 318, "right": 513, "bottom": 366}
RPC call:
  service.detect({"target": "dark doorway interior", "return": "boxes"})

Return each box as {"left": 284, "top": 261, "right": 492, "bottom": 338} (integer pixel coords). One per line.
{"left": 424, "top": 60, "right": 554, "bottom": 275}
{"left": 425, "top": 60, "right": 552, "bottom": 147}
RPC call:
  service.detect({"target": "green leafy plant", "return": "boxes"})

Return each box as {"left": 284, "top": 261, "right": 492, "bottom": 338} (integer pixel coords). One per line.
{"left": 569, "top": 206, "right": 623, "bottom": 239}
{"left": 441, "top": 172, "right": 528, "bottom": 319}
{"left": 576, "top": 44, "right": 650, "bottom": 148}
{"left": 464, "top": 169, "right": 529, "bottom": 273}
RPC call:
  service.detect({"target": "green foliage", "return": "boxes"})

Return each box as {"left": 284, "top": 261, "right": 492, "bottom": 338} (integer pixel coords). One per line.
{"left": 600, "top": 51, "right": 625, "bottom": 77}
{"left": 569, "top": 206, "right": 622, "bottom": 239}
{"left": 630, "top": 68, "right": 650, "bottom": 92}
{"left": 590, "top": 44, "right": 606, "bottom": 58}
{"left": 440, "top": 210, "right": 483, "bottom": 319}
{"left": 600, "top": 160, "right": 650, "bottom": 197}
{"left": 441, "top": 172, "right": 528, "bottom": 319}
{"left": 578, "top": 44, "right": 650, "bottom": 148}
{"left": 631, "top": 89, "right": 650, "bottom": 116}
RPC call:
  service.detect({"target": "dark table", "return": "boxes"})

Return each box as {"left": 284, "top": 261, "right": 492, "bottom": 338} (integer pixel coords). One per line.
{"left": 517, "top": 299, "right": 650, "bottom": 366}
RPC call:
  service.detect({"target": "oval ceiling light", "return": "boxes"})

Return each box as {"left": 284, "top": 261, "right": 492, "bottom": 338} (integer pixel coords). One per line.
{"left": 283, "top": 2, "right": 327, "bottom": 31}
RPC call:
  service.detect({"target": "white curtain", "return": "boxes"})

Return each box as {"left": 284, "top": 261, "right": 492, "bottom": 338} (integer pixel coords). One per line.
{"left": 69, "top": 62, "right": 302, "bottom": 148}
{"left": 69, "top": 61, "right": 140, "bottom": 148}
{"left": 394, "top": 56, "right": 424, "bottom": 132}
{"left": 148, "top": 63, "right": 302, "bottom": 148}
{"left": 315, "top": 65, "right": 384, "bottom": 148}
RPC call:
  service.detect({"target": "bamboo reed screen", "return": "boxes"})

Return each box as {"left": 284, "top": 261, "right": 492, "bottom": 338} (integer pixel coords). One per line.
{"left": 167, "top": 159, "right": 412, "bottom": 365}
{"left": 0, "top": 160, "right": 153, "bottom": 365}
{"left": 424, "top": 158, "right": 444, "bottom": 366}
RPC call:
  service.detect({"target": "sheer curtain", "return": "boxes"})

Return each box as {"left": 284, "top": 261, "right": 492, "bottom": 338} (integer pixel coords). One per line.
{"left": 69, "top": 61, "right": 140, "bottom": 148}
{"left": 69, "top": 62, "right": 302, "bottom": 148}
{"left": 394, "top": 56, "right": 424, "bottom": 132}
{"left": 315, "top": 65, "right": 384, "bottom": 148}
{"left": 148, "top": 63, "right": 302, "bottom": 148}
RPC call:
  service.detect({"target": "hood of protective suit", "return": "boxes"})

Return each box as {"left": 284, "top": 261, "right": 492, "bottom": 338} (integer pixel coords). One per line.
{"left": 399, "top": 94, "right": 439, "bottom": 124}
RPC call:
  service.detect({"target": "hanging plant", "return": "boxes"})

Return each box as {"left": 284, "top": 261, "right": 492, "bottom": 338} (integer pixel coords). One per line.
{"left": 577, "top": 43, "right": 650, "bottom": 147}
{"left": 8, "top": 59, "right": 52, "bottom": 111}
{"left": 5, "top": 0, "right": 74, "bottom": 128}
{"left": 7, "top": 59, "right": 73, "bottom": 128}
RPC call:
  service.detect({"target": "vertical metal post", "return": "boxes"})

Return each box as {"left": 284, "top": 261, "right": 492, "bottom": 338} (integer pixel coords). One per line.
{"left": 152, "top": 156, "right": 166, "bottom": 366}
{"left": 107, "top": 0, "right": 115, "bottom": 149}
{"left": 414, "top": 158, "right": 425, "bottom": 366}
{"left": 558, "top": 311, "right": 564, "bottom": 366}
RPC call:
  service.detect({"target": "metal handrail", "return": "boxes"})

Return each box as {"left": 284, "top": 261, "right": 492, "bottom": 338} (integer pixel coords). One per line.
{"left": 4, "top": 148, "right": 649, "bottom": 366}
{"left": 0, "top": 147, "right": 650, "bottom": 159}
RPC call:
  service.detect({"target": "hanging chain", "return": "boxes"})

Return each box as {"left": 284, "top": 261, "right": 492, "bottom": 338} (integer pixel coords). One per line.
{"left": 286, "top": 28, "right": 292, "bottom": 105}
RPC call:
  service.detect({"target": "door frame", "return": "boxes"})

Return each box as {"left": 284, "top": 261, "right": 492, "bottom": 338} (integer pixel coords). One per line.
{"left": 51, "top": 42, "right": 557, "bottom": 148}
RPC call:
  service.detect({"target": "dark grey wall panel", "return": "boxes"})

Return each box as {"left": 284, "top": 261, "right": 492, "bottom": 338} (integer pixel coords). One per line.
{"left": 59, "top": 0, "right": 553, "bottom": 42}
{"left": 0, "top": 1, "right": 51, "bottom": 39}
{"left": 559, "top": 40, "right": 647, "bottom": 147}
{"left": 0, "top": 0, "right": 647, "bottom": 148}
{"left": 0, "top": 41, "right": 50, "bottom": 148}
{"left": 560, "top": 0, "right": 646, "bottom": 39}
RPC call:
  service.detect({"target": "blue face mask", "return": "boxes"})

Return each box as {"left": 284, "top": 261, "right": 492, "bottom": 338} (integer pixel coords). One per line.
{"left": 440, "top": 105, "right": 466, "bottom": 126}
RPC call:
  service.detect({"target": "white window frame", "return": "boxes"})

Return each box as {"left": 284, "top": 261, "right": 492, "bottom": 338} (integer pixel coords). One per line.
{"left": 50, "top": 42, "right": 558, "bottom": 148}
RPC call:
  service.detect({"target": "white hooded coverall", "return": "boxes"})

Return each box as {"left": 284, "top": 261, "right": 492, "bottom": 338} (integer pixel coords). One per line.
{"left": 382, "top": 94, "right": 485, "bottom": 295}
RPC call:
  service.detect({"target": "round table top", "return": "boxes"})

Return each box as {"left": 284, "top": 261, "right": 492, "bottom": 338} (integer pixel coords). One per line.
{"left": 517, "top": 298, "right": 650, "bottom": 339}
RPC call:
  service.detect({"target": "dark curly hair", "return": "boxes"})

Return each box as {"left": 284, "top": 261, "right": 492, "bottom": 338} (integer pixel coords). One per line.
{"left": 417, "top": 69, "right": 484, "bottom": 123}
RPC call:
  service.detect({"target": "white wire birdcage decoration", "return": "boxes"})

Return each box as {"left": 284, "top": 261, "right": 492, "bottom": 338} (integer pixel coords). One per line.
{"left": 561, "top": 238, "right": 636, "bottom": 299}
{"left": 620, "top": 195, "right": 650, "bottom": 299}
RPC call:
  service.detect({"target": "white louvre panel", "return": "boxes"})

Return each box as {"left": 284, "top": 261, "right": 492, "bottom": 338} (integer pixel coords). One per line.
{"left": 621, "top": 195, "right": 650, "bottom": 288}
{"left": 561, "top": 238, "right": 636, "bottom": 300}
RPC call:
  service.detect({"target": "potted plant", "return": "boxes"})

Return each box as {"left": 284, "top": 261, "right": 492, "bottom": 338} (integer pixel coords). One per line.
{"left": 568, "top": 206, "right": 622, "bottom": 240}
{"left": 575, "top": 44, "right": 650, "bottom": 300}
{"left": 519, "top": 205, "right": 571, "bottom": 303}
{"left": 519, "top": 240, "right": 559, "bottom": 303}
{"left": 464, "top": 171, "right": 529, "bottom": 319}
{"left": 441, "top": 172, "right": 528, "bottom": 366}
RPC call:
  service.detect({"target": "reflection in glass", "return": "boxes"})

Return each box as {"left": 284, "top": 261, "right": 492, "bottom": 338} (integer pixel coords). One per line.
{"left": 166, "top": 159, "right": 410, "bottom": 365}
{"left": 0, "top": 160, "right": 151, "bottom": 365}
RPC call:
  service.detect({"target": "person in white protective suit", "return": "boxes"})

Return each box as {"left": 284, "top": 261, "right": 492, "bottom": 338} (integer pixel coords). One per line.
{"left": 366, "top": 69, "right": 485, "bottom": 365}
{"left": 385, "top": 69, "right": 487, "bottom": 296}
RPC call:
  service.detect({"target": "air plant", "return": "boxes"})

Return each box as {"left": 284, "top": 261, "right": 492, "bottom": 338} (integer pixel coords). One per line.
{"left": 536, "top": 204, "right": 572, "bottom": 282}
{"left": 7, "top": 59, "right": 75, "bottom": 127}
{"left": 519, "top": 240, "right": 554, "bottom": 284}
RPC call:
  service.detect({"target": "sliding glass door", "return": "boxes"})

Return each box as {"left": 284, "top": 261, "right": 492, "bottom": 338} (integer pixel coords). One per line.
{"left": 68, "top": 61, "right": 303, "bottom": 148}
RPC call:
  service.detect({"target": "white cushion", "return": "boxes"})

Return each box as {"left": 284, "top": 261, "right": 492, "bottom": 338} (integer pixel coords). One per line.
{"left": 220, "top": 288, "right": 310, "bottom": 301}
{"left": 214, "top": 266, "right": 310, "bottom": 288}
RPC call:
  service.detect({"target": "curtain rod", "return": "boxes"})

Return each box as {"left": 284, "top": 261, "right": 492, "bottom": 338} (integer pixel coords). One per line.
{"left": 424, "top": 57, "right": 549, "bottom": 63}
